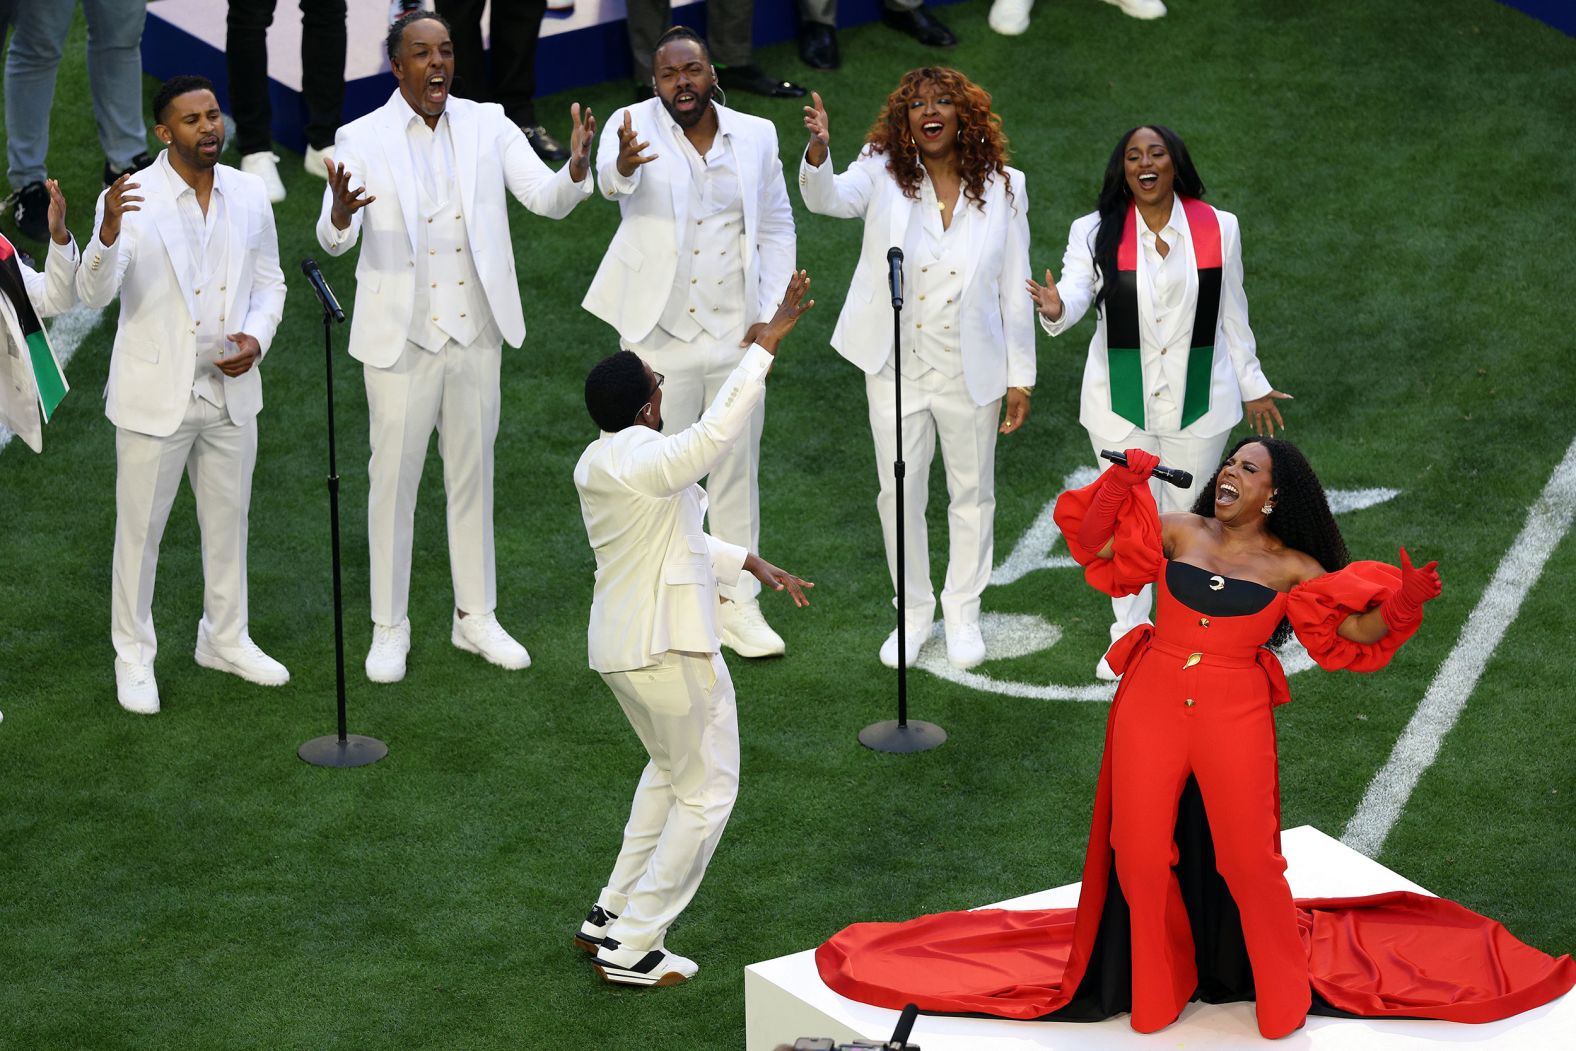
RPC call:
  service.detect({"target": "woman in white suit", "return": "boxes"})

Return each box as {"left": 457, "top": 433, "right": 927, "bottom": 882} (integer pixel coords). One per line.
{"left": 1028, "top": 125, "right": 1291, "bottom": 679}
{"left": 800, "top": 69, "right": 1034, "bottom": 670}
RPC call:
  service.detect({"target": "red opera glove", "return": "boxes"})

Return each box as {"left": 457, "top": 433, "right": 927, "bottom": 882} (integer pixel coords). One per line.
{"left": 1078, "top": 448, "right": 1162, "bottom": 551}
{"left": 1379, "top": 547, "right": 1441, "bottom": 630}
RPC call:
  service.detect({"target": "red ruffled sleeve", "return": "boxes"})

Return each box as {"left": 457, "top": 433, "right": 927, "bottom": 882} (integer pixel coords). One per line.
{"left": 1287, "top": 561, "right": 1419, "bottom": 673}
{"left": 1052, "top": 478, "right": 1164, "bottom": 598}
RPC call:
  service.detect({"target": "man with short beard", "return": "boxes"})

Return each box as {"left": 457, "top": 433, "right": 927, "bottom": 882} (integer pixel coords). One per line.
{"left": 79, "top": 75, "right": 289, "bottom": 715}
{"left": 316, "top": 11, "right": 595, "bottom": 685}
{"left": 583, "top": 26, "right": 797, "bottom": 660}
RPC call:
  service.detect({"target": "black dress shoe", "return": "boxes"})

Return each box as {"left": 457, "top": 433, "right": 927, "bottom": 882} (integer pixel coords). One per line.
{"left": 717, "top": 63, "right": 808, "bottom": 99}
{"left": 102, "top": 152, "right": 152, "bottom": 189}
{"left": 799, "top": 22, "right": 840, "bottom": 70}
{"left": 882, "top": 6, "right": 958, "bottom": 47}
{"left": 521, "top": 123, "right": 569, "bottom": 163}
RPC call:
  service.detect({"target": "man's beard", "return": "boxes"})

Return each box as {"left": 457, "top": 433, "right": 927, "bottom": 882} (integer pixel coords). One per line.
{"left": 660, "top": 84, "right": 716, "bottom": 129}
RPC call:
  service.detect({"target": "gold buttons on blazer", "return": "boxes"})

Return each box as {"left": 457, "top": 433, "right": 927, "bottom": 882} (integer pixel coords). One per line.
{"left": 1184, "top": 698, "right": 1196, "bottom": 707}
{"left": 1183, "top": 652, "right": 1202, "bottom": 669}
{"left": 1199, "top": 617, "right": 1210, "bottom": 627}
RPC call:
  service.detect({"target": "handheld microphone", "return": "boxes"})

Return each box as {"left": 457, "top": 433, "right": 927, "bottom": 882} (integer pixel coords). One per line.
{"left": 300, "top": 258, "right": 345, "bottom": 323}
{"left": 883, "top": 1003, "right": 919, "bottom": 1050}
{"left": 886, "top": 246, "right": 904, "bottom": 308}
{"left": 1100, "top": 449, "right": 1194, "bottom": 490}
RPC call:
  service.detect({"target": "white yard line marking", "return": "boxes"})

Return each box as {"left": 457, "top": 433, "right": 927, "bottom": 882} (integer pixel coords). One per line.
{"left": 0, "top": 303, "right": 103, "bottom": 455}
{"left": 1342, "top": 436, "right": 1576, "bottom": 858}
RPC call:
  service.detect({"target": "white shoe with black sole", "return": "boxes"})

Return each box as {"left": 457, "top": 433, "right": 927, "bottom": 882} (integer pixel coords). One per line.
{"left": 593, "top": 942, "right": 698, "bottom": 987}
{"left": 574, "top": 904, "right": 618, "bottom": 954}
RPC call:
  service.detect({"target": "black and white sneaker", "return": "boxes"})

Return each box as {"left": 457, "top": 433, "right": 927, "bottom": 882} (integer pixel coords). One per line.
{"left": 593, "top": 942, "right": 699, "bottom": 987}
{"left": 574, "top": 903, "right": 618, "bottom": 954}
{"left": 10, "top": 181, "right": 48, "bottom": 242}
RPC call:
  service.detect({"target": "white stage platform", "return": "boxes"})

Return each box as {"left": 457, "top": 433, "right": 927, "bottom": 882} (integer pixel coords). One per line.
{"left": 745, "top": 826, "right": 1572, "bottom": 1050}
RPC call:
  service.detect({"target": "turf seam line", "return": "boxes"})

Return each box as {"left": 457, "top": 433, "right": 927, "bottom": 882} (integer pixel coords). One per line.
{"left": 1341, "top": 433, "right": 1576, "bottom": 858}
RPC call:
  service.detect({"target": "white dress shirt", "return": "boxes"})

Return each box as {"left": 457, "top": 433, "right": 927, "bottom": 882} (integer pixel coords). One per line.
{"left": 903, "top": 172, "right": 970, "bottom": 380}
{"left": 654, "top": 112, "right": 748, "bottom": 342}
{"left": 161, "top": 151, "right": 230, "bottom": 408}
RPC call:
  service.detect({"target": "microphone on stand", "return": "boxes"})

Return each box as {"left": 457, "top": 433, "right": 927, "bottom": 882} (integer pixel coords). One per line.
{"left": 1100, "top": 448, "right": 1195, "bottom": 490}
{"left": 301, "top": 258, "right": 345, "bottom": 323}
{"left": 887, "top": 246, "right": 904, "bottom": 308}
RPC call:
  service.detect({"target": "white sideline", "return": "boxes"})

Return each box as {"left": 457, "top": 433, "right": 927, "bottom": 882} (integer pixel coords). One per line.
{"left": 1342, "top": 435, "right": 1576, "bottom": 857}
{"left": 0, "top": 303, "right": 103, "bottom": 455}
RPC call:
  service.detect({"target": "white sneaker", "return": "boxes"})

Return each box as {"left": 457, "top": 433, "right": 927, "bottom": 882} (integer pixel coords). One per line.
{"left": 1095, "top": 656, "right": 1120, "bottom": 681}
{"left": 546, "top": 0, "right": 574, "bottom": 9}
{"left": 879, "top": 621, "right": 931, "bottom": 669}
{"left": 303, "top": 144, "right": 334, "bottom": 180}
{"left": 452, "top": 610, "right": 531, "bottom": 670}
{"left": 239, "top": 151, "right": 286, "bottom": 203}
{"left": 718, "top": 598, "right": 785, "bottom": 658}
{"left": 945, "top": 620, "right": 987, "bottom": 669}
{"left": 989, "top": 0, "right": 1034, "bottom": 35}
{"left": 1103, "top": 0, "right": 1167, "bottom": 19}
{"left": 366, "top": 619, "right": 411, "bottom": 683}
{"left": 115, "top": 658, "right": 160, "bottom": 715}
{"left": 593, "top": 943, "right": 699, "bottom": 987}
{"left": 195, "top": 618, "right": 290, "bottom": 686}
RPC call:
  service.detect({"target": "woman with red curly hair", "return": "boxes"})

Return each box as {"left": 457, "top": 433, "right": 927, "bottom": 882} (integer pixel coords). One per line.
{"left": 798, "top": 68, "right": 1034, "bottom": 671}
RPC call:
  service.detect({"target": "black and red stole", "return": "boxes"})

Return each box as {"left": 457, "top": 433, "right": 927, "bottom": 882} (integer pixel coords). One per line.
{"left": 0, "top": 233, "right": 67, "bottom": 422}
{"left": 1105, "top": 197, "right": 1221, "bottom": 430}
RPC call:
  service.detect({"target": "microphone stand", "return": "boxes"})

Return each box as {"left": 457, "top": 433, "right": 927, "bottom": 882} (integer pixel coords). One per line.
{"left": 297, "top": 259, "right": 387, "bottom": 769}
{"left": 859, "top": 248, "right": 946, "bottom": 754}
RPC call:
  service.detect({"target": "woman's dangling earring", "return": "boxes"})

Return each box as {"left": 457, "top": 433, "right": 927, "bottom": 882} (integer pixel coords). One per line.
{"left": 1261, "top": 503, "right": 1274, "bottom": 515}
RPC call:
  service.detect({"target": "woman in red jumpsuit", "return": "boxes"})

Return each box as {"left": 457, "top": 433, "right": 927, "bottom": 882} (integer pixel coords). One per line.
{"left": 816, "top": 438, "right": 1574, "bottom": 1038}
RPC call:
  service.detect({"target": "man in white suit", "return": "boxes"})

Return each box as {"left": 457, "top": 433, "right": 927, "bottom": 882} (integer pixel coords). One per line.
{"left": 78, "top": 76, "right": 289, "bottom": 715}
{"left": 0, "top": 179, "right": 77, "bottom": 454}
{"left": 316, "top": 11, "right": 594, "bottom": 684}
{"left": 572, "top": 272, "right": 814, "bottom": 988}
{"left": 583, "top": 26, "right": 796, "bottom": 660}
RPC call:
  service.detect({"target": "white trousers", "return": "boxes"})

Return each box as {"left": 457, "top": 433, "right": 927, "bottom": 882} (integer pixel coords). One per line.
{"left": 596, "top": 650, "right": 739, "bottom": 951}
{"left": 364, "top": 336, "right": 501, "bottom": 627}
{"left": 112, "top": 398, "right": 257, "bottom": 666}
{"left": 625, "top": 327, "right": 763, "bottom": 600}
{"left": 867, "top": 364, "right": 999, "bottom": 630}
{"left": 1089, "top": 425, "right": 1231, "bottom": 643}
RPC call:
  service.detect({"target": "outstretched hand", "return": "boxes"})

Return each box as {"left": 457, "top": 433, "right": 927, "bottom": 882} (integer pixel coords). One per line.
{"left": 1378, "top": 546, "right": 1441, "bottom": 631}
{"left": 1026, "top": 267, "right": 1064, "bottom": 322}
{"left": 1243, "top": 390, "right": 1293, "bottom": 436}
{"left": 803, "top": 91, "right": 829, "bottom": 168}
{"left": 97, "top": 173, "right": 143, "bottom": 247}
{"left": 45, "top": 179, "right": 70, "bottom": 246}
{"left": 753, "top": 270, "right": 815, "bottom": 354}
{"left": 568, "top": 102, "right": 595, "bottom": 183}
{"left": 616, "top": 110, "right": 658, "bottom": 178}
{"left": 325, "top": 158, "right": 376, "bottom": 231}
{"left": 744, "top": 554, "right": 814, "bottom": 608}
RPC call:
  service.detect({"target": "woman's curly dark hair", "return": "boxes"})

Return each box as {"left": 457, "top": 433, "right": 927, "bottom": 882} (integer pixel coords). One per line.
{"left": 865, "top": 67, "right": 1012, "bottom": 209}
{"left": 1189, "top": 436, "right": 1350, "bottom": 647}
{"left": 1091, "top": 125, "right": 1205, "bottom": 314}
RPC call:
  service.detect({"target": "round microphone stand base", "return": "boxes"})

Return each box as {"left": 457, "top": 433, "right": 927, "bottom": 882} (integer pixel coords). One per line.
{"left": 859, "top": 718, "right": 947, "bottom": 753}
{"left": 298, "top": 733, "right": 389, "bottom": 768}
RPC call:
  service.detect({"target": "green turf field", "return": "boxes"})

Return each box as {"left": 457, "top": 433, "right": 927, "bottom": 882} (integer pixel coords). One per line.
{"left": 2, "top": 1, "right": 1573, "bottom": 1047}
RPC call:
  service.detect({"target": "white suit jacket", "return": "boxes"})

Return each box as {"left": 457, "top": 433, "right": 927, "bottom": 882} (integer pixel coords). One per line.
{"left": 79, "top": 156, "right": 285, "bottom": 437}
{"left": 798, "top": 147, "right": 1035, "bottom": 407}
{"left": 574, "top": 345, "right": 774, "bottom": 673}
{"left": 582, "top": 98, "right": 795, "bottom": 344}
{"left": 0, "top": 236, "right": 78, "bottom": 453}
{"left": 1041, "top": 203, "right": 1269, "bottom": 442}
{"left": 315, "top": 92, "right": 592, "bottom": 367}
